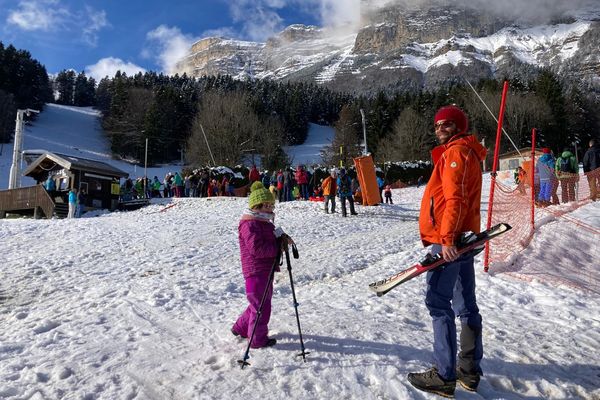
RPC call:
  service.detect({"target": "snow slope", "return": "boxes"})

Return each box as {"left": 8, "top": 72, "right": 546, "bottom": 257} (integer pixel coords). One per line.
{"left": 283, "top": 123, "right": 334, "bottom": 166}
{"left": 1, "top": 105, "right": 599, "bottom": 399}
{"left": 0, "top": 104, "right": 334, "bottom": 189}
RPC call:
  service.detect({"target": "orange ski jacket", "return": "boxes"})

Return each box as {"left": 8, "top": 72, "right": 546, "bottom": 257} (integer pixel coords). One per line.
{"left": 321, "top": 176, "right": 337, "bottom": 196}
{"left": 419, "top": 134, "right": 487, "bottom": 247}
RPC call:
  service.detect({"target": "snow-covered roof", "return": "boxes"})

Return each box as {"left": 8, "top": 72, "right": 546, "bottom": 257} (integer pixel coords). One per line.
{"left": 22, "top": 151, "right": 129, "bottom": 179}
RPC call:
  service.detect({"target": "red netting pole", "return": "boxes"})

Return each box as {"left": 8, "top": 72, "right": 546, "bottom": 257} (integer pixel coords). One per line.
{"left": 530, "top": 128, "right": 537, "bottom": 231}
{"left": 484, "top": 80, "right": 509, "bottom": 272}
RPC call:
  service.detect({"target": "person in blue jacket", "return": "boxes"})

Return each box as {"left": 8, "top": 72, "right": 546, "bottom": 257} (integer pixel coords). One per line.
{"left": 337, "top": 168, "right": 357, "bottom": 217}
{"left": 535, "top": 148, "right": 556, "bottom": 206}
{"left": 376, "top": 175, "right": 384, "bottom": 203}
{"left": 68, "top": 188, "right": 78, "bottom": 218}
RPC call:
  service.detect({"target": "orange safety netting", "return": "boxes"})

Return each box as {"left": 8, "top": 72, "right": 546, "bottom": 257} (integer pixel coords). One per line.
{"left": 486, "top": 167, "right": 600, "bottom": 294}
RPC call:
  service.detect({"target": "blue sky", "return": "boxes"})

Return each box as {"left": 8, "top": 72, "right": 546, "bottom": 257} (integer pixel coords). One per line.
{"left": 0, "top": 0, "right": 362, "bottom": 81}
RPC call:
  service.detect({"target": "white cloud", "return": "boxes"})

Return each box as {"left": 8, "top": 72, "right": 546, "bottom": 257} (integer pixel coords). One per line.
{"left": 7, "top": 0, "right": 69, "bottom": 31}
{"left": 225, "top": 0, "right": 289, "bottom": 41}
{"left": 6, "top": 0, "right": 109, "bottom": 47}
{"left": 145, "top": 25, "right": 197, "bottom": 75}
{"left": 223, "top": 0, "right": 362, "bottom": 41}
{"left": 82, "top": 6, "right": 109, "bottom": 47}
{"left": 85, "top": 57, "right": 146, "bottom": 82}
{"left": 317, "top": 0, "right": 361, "bottom": 28}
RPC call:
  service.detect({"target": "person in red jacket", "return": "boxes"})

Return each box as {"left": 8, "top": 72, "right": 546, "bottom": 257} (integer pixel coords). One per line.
{"left": 407, "top": 105, "right": 487, "bottom": 398}
{"left": 249, "top": 165, "right": 260, "bottom": 183}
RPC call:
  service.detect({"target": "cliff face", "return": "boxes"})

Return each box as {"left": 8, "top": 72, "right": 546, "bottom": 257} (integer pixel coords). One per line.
{"left": 353, "top": 6, "right": 509, "bottom": 53}
{"left": 173, "top": 4, "right": 600, "bottom": 96}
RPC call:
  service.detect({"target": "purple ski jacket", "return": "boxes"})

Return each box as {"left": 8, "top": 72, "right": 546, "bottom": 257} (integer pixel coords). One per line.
{"left": 239, "top": 216, "right": 280, "bottom": 279}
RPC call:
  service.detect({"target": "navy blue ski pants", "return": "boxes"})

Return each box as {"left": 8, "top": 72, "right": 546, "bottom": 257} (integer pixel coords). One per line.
{"left": 425, "top": 244, "right": 483, "bottom": 380}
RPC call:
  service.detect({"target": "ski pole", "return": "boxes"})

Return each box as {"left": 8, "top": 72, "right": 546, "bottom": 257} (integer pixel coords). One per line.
{"left": 284, "top": 243, "right": 310, "bottom": 362}
{"left": 238, "top": 247, "right": 282, "bottom": 369}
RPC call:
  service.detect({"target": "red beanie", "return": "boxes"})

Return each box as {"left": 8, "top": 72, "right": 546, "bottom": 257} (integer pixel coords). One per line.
{"left": 434, "top": 105, "right": 468, "bottom": 134}
{"left": 542, "top": 147, "right": 551, "bottom": 154}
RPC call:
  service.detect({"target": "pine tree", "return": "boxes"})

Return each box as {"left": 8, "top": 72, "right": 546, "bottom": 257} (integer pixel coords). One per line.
{"left": 73, "top": 72, "right": 96, "bottom": 106}
{"left": 55, "top": 70, "right": 76, "bottom": 105}
{"left": 534, "top": 69, "right": 570, "bottom": 152}
{"left": 321, "top": 104, "right": 362, "bottom": 167}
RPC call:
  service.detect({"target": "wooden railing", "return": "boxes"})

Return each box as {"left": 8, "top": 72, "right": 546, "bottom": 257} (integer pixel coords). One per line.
{"left": 0, "top": 185, "right": 55, "bottom": 218}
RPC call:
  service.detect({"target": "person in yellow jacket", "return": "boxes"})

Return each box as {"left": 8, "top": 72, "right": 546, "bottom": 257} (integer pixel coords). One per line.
{"left": 321, "top": 170, "right": 337, "bottom": 214}
{"left": 408, "top": 105, "right": 487, "bottom": 398}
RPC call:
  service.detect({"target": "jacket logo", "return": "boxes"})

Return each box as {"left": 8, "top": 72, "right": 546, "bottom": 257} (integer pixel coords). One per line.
{"left": 450, "top": 161, "right": 458, "bottom": 168}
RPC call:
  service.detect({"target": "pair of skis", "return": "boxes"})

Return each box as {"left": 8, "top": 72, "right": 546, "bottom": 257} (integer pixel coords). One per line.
{"left": 369, "top": 223, "right": 512, "bottom": 297}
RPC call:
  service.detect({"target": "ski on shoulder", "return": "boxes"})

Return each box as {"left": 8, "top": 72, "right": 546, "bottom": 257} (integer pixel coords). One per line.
{"left": 369, "top": 223, "right": 512, "bottom": 297}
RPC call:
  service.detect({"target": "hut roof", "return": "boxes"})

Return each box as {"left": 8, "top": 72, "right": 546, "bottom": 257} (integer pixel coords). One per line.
{"left": 22, "top": 151, "right": 129, "bottom": 180}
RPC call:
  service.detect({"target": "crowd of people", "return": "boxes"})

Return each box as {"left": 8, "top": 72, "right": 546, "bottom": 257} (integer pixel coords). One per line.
{"left": 117, "top": 164, "right": 405, "bottom": 217}
{"left": 522, "top": 140, "right": 600, "bottom": 207}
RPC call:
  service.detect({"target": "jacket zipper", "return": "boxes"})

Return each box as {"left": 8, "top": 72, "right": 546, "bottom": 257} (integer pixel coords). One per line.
{"left": 429, "top": 197, "right": 436, "bottom": 227}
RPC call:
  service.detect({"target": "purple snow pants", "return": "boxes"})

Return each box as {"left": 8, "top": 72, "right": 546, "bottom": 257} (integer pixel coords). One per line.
{"left": 232, "top": 273, "right": 273, "bottom": 348}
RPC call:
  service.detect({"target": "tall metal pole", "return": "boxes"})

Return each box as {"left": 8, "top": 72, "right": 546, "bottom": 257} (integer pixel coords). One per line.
{"left": 8, "top": 109, "right": 39, "bottom": 190}
{"left": 199, "top": 124, "right": 216, "bottom": 166}
{"left": 360, "top": 109, "right": 368, "bottom": 155}
{"left": 465, "top": 79, "right": 522, "bottom": 157}
{"left": 144, "top": 138, "right": 148, "bottom": 198}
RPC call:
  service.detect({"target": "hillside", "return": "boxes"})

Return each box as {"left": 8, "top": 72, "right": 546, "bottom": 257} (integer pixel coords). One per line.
{"left": 0, "top": 104, "right": 335, "bottom": 190}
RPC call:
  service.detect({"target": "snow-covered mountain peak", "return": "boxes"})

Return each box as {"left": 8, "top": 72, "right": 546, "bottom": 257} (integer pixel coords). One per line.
{"left": 174, "top": 3, "right": 600, "bottom": 96}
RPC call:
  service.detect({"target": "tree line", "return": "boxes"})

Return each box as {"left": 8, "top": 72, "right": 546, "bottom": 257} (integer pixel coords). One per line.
{"left": 0, "top": 42, "right": 52, "bottom": 143}
{"left": 321, "top": 71, "right": 600, "bottom": 167}
{"left": 94, "top": 72, "right": 349, "bottom": 168}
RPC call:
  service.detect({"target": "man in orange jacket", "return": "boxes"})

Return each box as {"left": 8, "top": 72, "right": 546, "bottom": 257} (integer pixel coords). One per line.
{"left": 321, "top": 169, "right": 337, "bottom": 214}
{"left": 407, "top": 105, "right": 487, "bottom": 398}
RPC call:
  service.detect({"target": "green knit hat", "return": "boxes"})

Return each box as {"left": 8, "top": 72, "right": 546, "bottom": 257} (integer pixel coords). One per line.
{"left": 248, "top": 181, "right": 275, "bottom": 209}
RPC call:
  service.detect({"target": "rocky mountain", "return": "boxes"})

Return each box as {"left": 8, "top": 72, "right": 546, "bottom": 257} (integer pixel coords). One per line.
{"left": 174, "top": 3, "right": 600, "bottom": 96}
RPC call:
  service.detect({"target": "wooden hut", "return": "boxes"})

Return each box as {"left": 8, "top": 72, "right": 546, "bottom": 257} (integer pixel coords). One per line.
{"left": 0, "top": 152, "right": 128, "bottom": 218}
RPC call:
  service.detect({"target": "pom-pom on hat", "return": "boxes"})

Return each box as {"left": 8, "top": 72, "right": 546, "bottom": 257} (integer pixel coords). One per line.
{"left": 542, "top": 147, "right": 552, "bottom": 154}
{"left": 248, "top": 181, "right": 275, "bottom": 209}
{"left": 434, "top": 105, "right": 468, "bottom": 134}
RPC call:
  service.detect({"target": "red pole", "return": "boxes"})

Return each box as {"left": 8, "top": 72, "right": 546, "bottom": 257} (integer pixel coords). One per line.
{"left": 530, "top": 128, "right": 537, "bottom": 232}
{"left": 484, "top": 80, "right": 509, "bottom": 272}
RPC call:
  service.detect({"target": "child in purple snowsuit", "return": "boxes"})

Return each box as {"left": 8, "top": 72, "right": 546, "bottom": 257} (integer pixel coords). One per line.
{"left": 232, "top": 182, "right": 290, "bottom": 348}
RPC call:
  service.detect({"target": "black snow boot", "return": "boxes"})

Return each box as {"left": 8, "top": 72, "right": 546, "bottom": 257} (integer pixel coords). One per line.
{"left": 407, "top": 367, "right": 456, "bottom": 398}
{"left": 456, "top": 367, "right": 480, "bottom": 392}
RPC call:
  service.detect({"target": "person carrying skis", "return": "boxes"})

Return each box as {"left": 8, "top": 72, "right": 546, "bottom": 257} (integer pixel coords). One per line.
{"left": 407, "top": 105, "right": 487, "bottom": 398}
{"left": 232, "top": 181, "right": 293, "bottom": 348}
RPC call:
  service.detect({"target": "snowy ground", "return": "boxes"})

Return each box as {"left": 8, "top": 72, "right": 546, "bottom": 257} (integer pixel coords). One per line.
{"left": 1, "top": 104, "right": 599, "bottom": 399}
{"left": 1, "top": 182, "right": 599, "bottom": 399}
